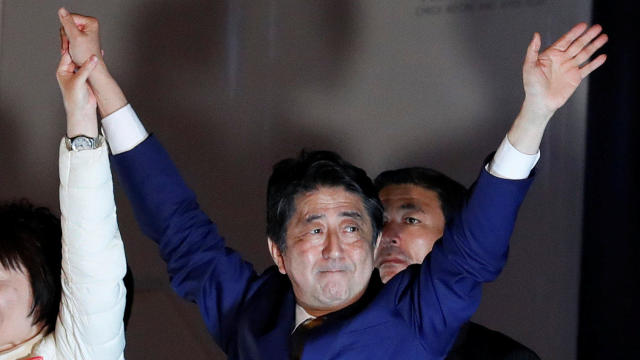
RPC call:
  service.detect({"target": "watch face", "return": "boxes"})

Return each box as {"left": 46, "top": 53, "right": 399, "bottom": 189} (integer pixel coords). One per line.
{"left": 71, "top": 137, "right": 94, "bottom": 151}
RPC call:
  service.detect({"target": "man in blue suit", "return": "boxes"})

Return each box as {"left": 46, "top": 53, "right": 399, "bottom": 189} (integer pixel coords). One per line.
{"left": 58, "top": 8, "right": 606, "bottom": 359}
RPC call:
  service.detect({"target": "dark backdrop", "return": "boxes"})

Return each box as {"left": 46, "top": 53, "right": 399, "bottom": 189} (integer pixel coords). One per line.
{"left": 579, "top": 0, "right": 640, "bottom": 358}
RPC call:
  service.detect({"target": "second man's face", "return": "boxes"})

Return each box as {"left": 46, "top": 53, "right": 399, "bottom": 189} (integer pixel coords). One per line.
{"left": 270, "top": 186, "right": 375, "bottom": 316}
{"left": 374, "top": 184, "right": 446, "bottom": 283}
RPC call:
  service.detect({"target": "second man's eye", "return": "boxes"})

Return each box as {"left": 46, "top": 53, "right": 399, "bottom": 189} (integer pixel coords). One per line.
{"left": 404, "top": 217, "right": 420, "bottom": 225}
{"left": 310, "top": 228, "right": 322, "bottom": 234}
{"left": 345, "top": 226, "right": 358, "bottom": 232}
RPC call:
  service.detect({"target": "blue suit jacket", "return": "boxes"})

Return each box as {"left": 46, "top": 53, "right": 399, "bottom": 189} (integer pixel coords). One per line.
{"left": 112, "top": 136, "right": 534, "bottom": 359}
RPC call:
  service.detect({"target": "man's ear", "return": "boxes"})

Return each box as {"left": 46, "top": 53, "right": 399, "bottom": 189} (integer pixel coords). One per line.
{"left": 268, "top": 238, "right": 287, "bottom": 274}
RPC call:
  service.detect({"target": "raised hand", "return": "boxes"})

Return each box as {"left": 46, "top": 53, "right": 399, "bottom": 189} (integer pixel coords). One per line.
{"left": 506, "top": 23, "right": 608, "bottom": 155}
{"left": 522, "top": 23, "right": 608, "bottom": 118}
{"left": 56, "top": 51, "right": 99, "bottom": 138}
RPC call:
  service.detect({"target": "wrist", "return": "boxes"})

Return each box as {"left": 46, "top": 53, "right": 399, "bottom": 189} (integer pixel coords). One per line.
{"left": 510, "top": 105, "right": 549, "bottom": 142}
{"left": 521, "top": 97, "right": 555, "bottom": 123}
{"left": 507, "top": 101, "right": 552, "bottom": 155}
{"left": 67, "top": 114, "right": 99, "bottom": 138}
{"left": 88, "top": 60, "right": 112, "bottom": 84}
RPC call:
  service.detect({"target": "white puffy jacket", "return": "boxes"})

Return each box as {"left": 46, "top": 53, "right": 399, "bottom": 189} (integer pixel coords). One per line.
{"left": 0, "top": 140, "right": 126, "bottom": 360}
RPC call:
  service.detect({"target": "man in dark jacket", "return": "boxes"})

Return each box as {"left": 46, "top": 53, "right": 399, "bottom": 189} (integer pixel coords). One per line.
{"left": 374, "top": 167, "right": 540, "bottom": 360}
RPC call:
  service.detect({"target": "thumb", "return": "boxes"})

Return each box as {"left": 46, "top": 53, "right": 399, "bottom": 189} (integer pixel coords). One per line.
{"left": 75, "top": 55, "right": 99, "bottom": 83}
{"left": 524, "top": 32, "right": 541, "bottom": 67}
{"left": 58, "top": 8, "right": 80, "bottom": 38}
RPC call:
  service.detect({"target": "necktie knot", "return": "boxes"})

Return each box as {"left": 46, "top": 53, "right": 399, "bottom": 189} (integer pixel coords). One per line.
{"left": 291, "top": 316, "right": 326, "bottom": 359}
{"left": 300, "top": 317, "right": 324, "bottom": 330}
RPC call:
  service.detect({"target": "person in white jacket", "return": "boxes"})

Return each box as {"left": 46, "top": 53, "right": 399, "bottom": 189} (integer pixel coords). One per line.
{"left": 0, "top": 47, "right": 126, "bottom": 359}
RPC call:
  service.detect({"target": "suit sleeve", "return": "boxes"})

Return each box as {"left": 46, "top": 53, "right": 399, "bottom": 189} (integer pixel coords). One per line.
{"left": 110, "top": 135, "right": 258, "bottom": 351}
{"left": 388, "top": 163, "right": 534, "bottom": 358}
{"left": 54, "top": 139, "right": 126, "bottom": 360}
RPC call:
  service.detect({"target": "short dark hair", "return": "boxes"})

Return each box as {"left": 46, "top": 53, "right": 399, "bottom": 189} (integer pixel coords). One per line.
{"left": 267, "top": 150, "right": 383, "bottom": 251}
{"left": 374, "top": 167, "right": 466, "bottom": 224}
{"left": 0, "top": 200, "right": 62, "bottom": 334}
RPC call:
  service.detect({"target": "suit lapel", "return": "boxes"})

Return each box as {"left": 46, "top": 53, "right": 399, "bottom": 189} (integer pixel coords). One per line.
{"left": 243, "top": 269, "right": 295, "bottom": 359}
{"left": 254, "top": 290, "right": 295, "bottom": 358}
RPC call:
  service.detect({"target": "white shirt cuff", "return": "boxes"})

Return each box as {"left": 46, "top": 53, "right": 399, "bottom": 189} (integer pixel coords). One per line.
{"left": 487, "top": 136, "right": 540, "bottom": 179}
{"left": 101, "top": 104, "right": 149, "bottom": 155}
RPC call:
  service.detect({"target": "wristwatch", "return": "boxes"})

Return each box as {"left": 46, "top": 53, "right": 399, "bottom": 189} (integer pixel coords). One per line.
{"left": 64, "top": 134, "right": 103, "bottom": 151}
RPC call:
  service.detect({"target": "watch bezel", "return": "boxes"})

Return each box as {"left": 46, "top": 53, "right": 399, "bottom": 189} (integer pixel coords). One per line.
{"left": 65, "top": 135, "right": 103, "bottom": 151}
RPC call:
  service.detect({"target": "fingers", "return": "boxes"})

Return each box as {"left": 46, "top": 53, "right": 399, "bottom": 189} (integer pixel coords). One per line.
{"left": 56, "top": 51, "right": 74, "bottom": 78}
{"left": 566, "top": 24, "right": 603, "bottom": 58}
{"left": 69, "top": 13, "right": 98, "bottom": 29}
{"left": 58, "top": 8, "right": 80, "bottom": 38}
{"left": 58, "top": 8, "right": 99, "bottom": 37}
{"left": 56, "top": 52, "right": 98, "bottom": 84}
{"left": 545, "top": 22, "right": 607, "bottom": 74}
{"left": 75, "top": 56, "right": 99, "bottom": 82}
{"left": 550, "top": 22, "right": 588, "bottom": 51}
{"left": 580, "top": 54, "right": 607, "bottom": 79}
{"left": 524, "top": 32, "right": 541, "bottom": 67}
{"left": 59, "top": 26, "right": 69, "bottom": 53}
{"left": 573, "top": 33, "right": 608, "bottom": 65}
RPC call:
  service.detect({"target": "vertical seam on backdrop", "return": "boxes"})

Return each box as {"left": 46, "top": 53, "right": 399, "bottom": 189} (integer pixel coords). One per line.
{"left": 0, "top": 0, "right": 4, "bottom": 103}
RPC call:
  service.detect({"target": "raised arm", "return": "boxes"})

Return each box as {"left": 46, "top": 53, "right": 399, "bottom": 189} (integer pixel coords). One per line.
{"left": 52, "top": 50, "right": 126, "bottom": 359}
{"left": 57, "top": 10, "right": 261, "bottom": 351}
{"left": 390, "top": 23, "right": 607, "bottom": 358}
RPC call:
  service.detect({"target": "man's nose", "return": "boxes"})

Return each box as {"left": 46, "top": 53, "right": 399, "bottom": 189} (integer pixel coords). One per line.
{"left": 380, "top": 221, "right": 401, "bottom": 247}
{"left": 322, "top": 230, "right": 344, "bottom": 259}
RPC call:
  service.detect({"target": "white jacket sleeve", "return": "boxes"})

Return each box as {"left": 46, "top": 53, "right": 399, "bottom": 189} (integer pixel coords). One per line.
{"left": 45, "top": 139, "right": 127, "bottom": 359}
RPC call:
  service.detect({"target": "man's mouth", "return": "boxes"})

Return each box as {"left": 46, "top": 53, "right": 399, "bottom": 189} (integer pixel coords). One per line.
{"left": 375, "top": 247, "right": 410, "bottom": 267}
{"left": 316, "top": 264, "right": 351, "bottom": 274}
{"left": 378, "top": 257, "right": 408, "bottom": 266}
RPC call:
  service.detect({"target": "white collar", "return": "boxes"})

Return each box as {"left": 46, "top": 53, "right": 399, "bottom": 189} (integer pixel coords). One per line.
{"left": 293, "top": 304, "right": 316, "bottom": 333}
{"left": 0, "top": 330, "right": 45, "bottom": 360}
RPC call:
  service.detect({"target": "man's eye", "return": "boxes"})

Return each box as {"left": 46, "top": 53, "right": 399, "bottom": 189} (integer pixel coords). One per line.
{"left": 404, "top": 217, "right": 420, "bottom": 225}
{"left": 345, "top": 226, "right": 359, "bottom": 233}
{"left": 310, "top": 228, "right": 322, "bottom": 235}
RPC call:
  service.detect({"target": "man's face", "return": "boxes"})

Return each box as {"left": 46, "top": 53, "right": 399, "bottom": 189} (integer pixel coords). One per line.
{"left": 269, "top": 186, "right": 376, "bottom": 316}
{"left": 374, "top": 184, "right": 445, "bottom": 283}
{"left": 0, "top": 264, "right": 41, "bottom": 351}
